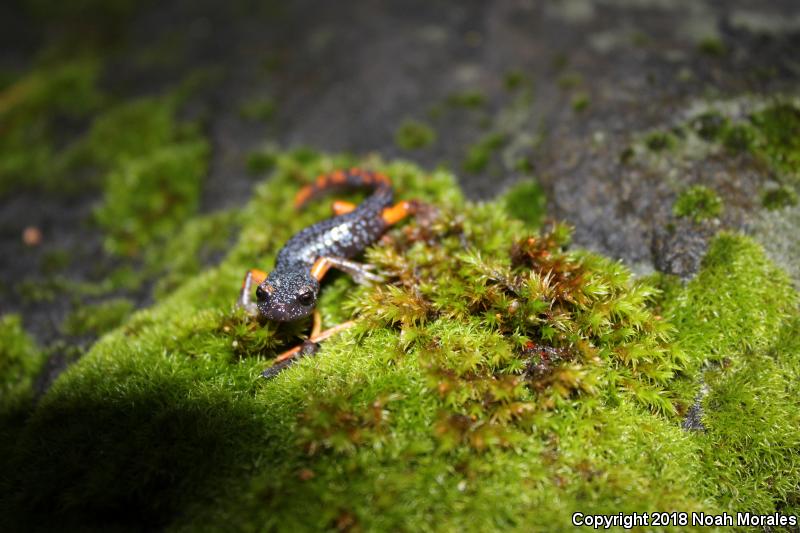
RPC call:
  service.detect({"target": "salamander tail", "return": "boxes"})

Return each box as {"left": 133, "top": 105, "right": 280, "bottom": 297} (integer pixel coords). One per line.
{"left": 294, "top": 168, "right": 392, "bottom": 209}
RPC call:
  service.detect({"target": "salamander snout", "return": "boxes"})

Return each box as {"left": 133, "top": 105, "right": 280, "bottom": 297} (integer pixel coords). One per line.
{"left": 256, "top": 270, "right": 320, "bottom": 322}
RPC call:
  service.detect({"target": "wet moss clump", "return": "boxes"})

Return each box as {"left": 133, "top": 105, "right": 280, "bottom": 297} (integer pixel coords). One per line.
{"left": 673, "top": 185, "right": 723, "bottom": 222}
{"left": 394, "top": 119, "right": 436, "bottom": 150}
{"left": 0, "top": 59, "right": 102, "bottom": 197}
{"left": 1, "top": 154, "right": 798, "bottom": 531}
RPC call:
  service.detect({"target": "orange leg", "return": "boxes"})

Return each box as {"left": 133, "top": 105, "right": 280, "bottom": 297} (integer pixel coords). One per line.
{"left": 332, "top": 200, "right": 357, "bottom": 216}
{"left": 273, "top": 319, "right": 356, "bottom": 364}
{"left": 310, "top": 257, "right": 332, "bottom": 281}
{"left": 237, "top": 268, "right": 268, "bottom": 315}
{"left": 381, "top": 200, "right": 419, "bottom": 225}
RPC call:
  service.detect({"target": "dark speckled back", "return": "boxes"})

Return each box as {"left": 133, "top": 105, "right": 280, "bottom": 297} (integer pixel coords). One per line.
{"left": 274, "top": 179, "right": 393, "bottom": 270}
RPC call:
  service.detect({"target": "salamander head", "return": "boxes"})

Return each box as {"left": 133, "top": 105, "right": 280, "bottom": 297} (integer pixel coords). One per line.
{"left": 256, "top": 270, "right": 320, "bottom": 321}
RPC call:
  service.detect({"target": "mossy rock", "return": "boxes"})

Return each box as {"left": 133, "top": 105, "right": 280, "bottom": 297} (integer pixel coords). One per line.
{"left": 1, "top": 155, "right": 799, "bottom": 531}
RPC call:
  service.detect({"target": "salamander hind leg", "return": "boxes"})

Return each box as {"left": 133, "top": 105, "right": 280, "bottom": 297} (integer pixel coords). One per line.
{"left": 381, "top": 199, "right": 420, "bottom": 225}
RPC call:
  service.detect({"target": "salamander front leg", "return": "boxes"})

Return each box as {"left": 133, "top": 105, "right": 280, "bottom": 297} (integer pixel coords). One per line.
{"left": 263, "top": 319, "right": 356, "bottom": 379}
{"left": 237, "top": 268, "right": 268, "bottom": 316}
{"left": 311, "top": 256, "right": 383, "bottom": 285}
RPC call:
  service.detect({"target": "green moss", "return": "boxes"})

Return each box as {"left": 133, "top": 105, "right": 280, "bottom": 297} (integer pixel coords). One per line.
{"left": 644, "top": 130, "right": 677, "bottom": 152}
{"left": 0, "top": 59, "right": 102, "bottom": 197}
{"left": 673, "top": 185, "right": 723, "bottom": 222}
{"left": 445, "top": 90, "right": 486, "bottom": 109}
{"left": 463, "top": 132, "right": 506, "bottom": 173}
{"left": 666, "top": 234, "right": 800, "bottom": 512}
{"left": 571, "top": 92, "right": 590, "bottom": 112}
{"left": 149, "top": 209, "right": 242, "bottom": 298}
{"left": 94, "top": 140, "right": 209, "bottom": 256}
{"left": 2, "top": 154, "right": 799, "bottom": 530}
{"left": 503, "top": 69, "right": 530, "bottom": 91}
{"left": 239, "top": 97, "right": 276, "bottom": 122}
{"left": 501, "top": 179, "right": 547, "bottom": 229}
{"left": 697, "top": 37, "right": 726, "bottom": 56}
{"left": 0, "top": 315, "right": 45, "bottom": 411}
{"left": 556, "top": 72, "right": 583, "bottom": 90}
{"left": 61, "top": 298, "right": 135, "bottom": 337}
{"left": 86, "top": 96, "right": 183, "bottom": 167}
{"left": 762, "top": 184, "right": 798, "bottom": 210}
{"left": 691, "top": 111, "right": 730, "bottom": 141}
{"left": 721, "top": 123, "right": 756, "bottom": 153}
{"left": 246, "top": 150, "right": 277, "bottom": 175}
{"left": 690, "top": 102, "right": 800, "bottom": 189}
{"left": 394, "top": 119, "right": 436, "bottom": 150}
{"left": 750, "top": 102, "right": 800, "bottom": 179}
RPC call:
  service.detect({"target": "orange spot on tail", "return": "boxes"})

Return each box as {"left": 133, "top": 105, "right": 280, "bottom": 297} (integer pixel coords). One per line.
{"left": 332, "top": 200, "right": 357, "bottom": 216}
{"left": 294, "top": 186, "right": 314, "bottom": 208}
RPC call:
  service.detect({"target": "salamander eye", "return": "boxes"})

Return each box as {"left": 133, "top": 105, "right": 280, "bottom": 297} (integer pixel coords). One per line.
{"left": 296, "top": 286, "right": 315, "bottom": 306}
{"left": 256, "top": 285, "right": 269, "bottom": 302}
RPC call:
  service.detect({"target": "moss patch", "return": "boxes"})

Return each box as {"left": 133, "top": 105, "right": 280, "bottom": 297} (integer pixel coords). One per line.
{"left": 61, "top": 298, "right": 135, "bottom": 337}
{"left": 1, "top": 155, "right": 798, "bottom": 531}
{"left": 0, "top": 59, "right": 102, "bottom": 197}
{"left": 673, "top": 185, "right": 723, "bottom": 222}
{"left": 0, "top": 315, "right": 46, "bottom": 413}
{"left": 394, "top": 119, "right": 436, "bottom": 150}
{"left": 501, "top": 179, "right": 547, "bottom": 230}
{"left": 666, "top": 234, "right": 800, "bottom": 513}
{"left": 463, "top": 132, "right": 506, "bottom": 173}
{"left": 95, "top": 139, "right": 209, "bottom": 256}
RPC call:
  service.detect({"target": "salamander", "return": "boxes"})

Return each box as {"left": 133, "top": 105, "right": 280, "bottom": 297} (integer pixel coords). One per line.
{"left": 237, "top": 168, "right": 417, "bottom": 361}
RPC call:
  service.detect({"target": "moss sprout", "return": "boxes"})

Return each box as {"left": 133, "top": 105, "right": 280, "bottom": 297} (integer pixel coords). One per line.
{"left": 463, "top": 132, "right": 506, "bottom": 173}
{"left": 697, "top": 37, "right": 726, "bottom": 56}
{"left": 246, "top": 150, "right": 277, "bottom": 175}
{"left": 673, "top": 185, "right": 723, "bottom": 222}
{"left": 644, "top": 130, "right": 677, "bottom": 152}
{"left": 445, "top": 90, "right": 486, "bottom": 109}
{"left": 761, "top": 184, "right": 798, "bottom": 210}
{"left": 721, "top": 123, "right": 756, "bottom": 153}
{"left": 394, "top": 119, "right": 436, "bottom": 150}
{"left": 750, "top": 102, "right": 800, "bottom": 179}
{"left": 571, "top": 92, "right": 590, "bottom": 112}
{"left": 501, "top": 179, "right": 547, "bottom": 229}
{"left": 691, "top": 111, "right": 729, "bottom": 141}
{"left": 503, "top": 69, "right": 530, "bottom": 91}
